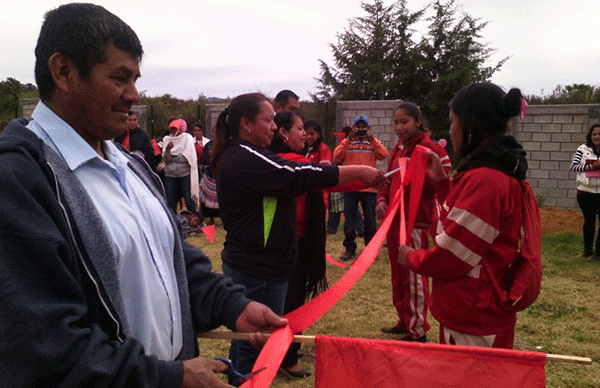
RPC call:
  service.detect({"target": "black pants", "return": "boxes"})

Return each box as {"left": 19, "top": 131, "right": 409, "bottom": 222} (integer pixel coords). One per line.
{"left": 576, "top": 191, "right": 600, "bottom": 254}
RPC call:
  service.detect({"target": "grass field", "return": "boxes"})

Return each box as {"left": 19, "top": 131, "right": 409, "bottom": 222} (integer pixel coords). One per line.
{"left": 187, "top": 216, "right": 600, "bottom": 388}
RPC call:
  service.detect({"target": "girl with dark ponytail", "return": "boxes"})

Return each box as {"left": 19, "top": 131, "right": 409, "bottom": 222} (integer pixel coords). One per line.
{"left": 213, "top": 93, "right": 386, "bottom": 382}
{"left": 398, "top": 82, "right": 541, "bottom": 349}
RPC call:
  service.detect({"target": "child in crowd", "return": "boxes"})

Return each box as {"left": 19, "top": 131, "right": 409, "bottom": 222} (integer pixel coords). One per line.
{"left": 376, "top": 101, "right": 451, "bottom": 342}
{"left": 304, "top": 120, "right": 332, "bottom": 165}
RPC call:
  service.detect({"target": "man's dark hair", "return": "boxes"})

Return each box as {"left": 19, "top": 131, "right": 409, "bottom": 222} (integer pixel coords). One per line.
{"left": 35, "top": 3, "right": 144, "bottom": 101}
{"left": 274, "top": 90, "right": 299, "bottom": 108}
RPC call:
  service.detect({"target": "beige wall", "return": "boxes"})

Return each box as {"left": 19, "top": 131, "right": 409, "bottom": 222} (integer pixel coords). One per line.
{"left": 205, "top": 103, "right": 228, "bottom": 141}
{"left": 512, "top": 104, "right": 597, "bottom": 209}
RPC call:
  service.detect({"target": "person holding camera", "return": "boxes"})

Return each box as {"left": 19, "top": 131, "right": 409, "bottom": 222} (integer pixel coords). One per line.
{"left": 333, "top": 115, "right": 388, "bottom": 261}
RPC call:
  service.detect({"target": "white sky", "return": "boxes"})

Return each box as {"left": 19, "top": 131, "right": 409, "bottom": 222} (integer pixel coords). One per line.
{"left": 2, "top": 0, "right": 599, "bottom": 101}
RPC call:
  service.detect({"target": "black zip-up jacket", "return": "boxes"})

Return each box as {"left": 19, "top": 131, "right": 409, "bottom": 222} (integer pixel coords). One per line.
{"left": 217, "top": 139, "right": 338, "bottom": 281}
{"left": 0, "top": 120, "right": 250, "bottom": 387}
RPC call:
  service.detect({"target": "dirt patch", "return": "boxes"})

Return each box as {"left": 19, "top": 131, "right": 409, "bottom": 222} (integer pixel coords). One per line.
{"left": 540, "top": 207, "right": 583, "bottom": 235}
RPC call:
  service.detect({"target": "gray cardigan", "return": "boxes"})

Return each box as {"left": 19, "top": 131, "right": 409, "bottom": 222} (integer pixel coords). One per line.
{"left": 0, "top": 121, "right": 250, "bottom": 387}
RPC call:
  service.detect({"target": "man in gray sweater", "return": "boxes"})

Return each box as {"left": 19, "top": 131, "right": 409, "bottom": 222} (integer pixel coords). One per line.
{"left": 0, "top": 3, "right": 285, "bottom": 387}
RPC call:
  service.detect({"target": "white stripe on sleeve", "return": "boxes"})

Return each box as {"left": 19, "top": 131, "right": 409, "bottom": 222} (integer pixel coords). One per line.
{"left": 436, "top": 232, "right": 482, "bottom": 267}
{"left": 446, "top": 207, "right": 499, "bottom": 244}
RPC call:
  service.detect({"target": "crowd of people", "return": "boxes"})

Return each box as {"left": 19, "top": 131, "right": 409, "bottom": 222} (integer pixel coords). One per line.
{"left": 0, "top": 2, "right": 552, "bottom": 388}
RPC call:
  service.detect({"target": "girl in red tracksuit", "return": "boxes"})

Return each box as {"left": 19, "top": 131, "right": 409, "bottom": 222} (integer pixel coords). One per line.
{"left": 398, "top": 83, "right": 532, "bottom": 349}
{"left": 304, "top": 120, "right": 332, "bottom": 166}
{"left": 376, "top": 102, "right": 451, "bottom": 342}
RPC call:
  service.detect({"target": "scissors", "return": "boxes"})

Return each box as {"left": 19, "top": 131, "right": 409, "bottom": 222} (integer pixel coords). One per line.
{"left": 384, "top": 166, "right": 403, "bottom": 178}
{"left": 214, "top": 357, "right": 267, "bottom": 387}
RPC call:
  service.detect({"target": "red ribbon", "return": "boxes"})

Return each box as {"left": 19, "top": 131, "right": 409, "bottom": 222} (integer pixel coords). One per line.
{"left": 243, "top": 147, "right": 430, "bottom": 387}
{"left": 325, "top": 253, "right": 349, "bottom": 268}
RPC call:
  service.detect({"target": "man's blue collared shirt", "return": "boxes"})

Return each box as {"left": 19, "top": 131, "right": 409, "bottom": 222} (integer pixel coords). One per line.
{"left": 27, "top": 102, "right": 182, "bottom": 361}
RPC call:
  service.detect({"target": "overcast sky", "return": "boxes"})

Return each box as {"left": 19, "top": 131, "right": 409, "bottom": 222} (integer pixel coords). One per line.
{"left": 2, "top": 0, "right": 600, "bottom": 101}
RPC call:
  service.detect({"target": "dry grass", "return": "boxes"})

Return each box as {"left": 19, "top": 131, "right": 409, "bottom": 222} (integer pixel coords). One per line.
{"left": 187, "top": 218, "right": 599, "bottom": 388}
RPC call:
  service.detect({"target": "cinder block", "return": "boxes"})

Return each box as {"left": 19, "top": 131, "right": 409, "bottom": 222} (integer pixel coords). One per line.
{"left": 515, "top": 132, "right": 533, "bottom": 142}
{"left": 530, "top": 151, "right": 551, "bottom": 161}
{"left": 556, "top": 197, "right": 577, "bottom": 209}
{"left": 528, "top": 160, "right": 540, "bottom": 170}
{"left": 532, "top": 133, "right": 552, "bottom": 142}
{"left": 533, "top": 115, "right": 553, "bottom": 123}
{"left": 562, "top": 124, "right": 584, "bottom": 133}
{"left": 548, "top": 188, "right": 568, "bottom": 197}
{"left": 540, "top": 142, "right": 560, "bottom": 151}
{"left": 522, "top": 142, "right": 541, "bottom": 151}
{"left": 540, "top": 123, "right": 562, "bottom": 133}
{"left": 573, "top": 115, "right": 590, "bottom": 124}
{"left": 551, "top": 133, "right": 571, "bottom": 142}
{"left": 530, "top": 170, "right": 549, "bottom": 179}
{"left": 552, "top": 115, "right": 573, "bottom": 124}
{"left": 523, "top": 123, "right": 544, "bottom": 132}
{"left": 550, "top": 152, "right": 571, "bottom": 161}
{"left": 537, "top": 179, "right": 558, "bottom": 189}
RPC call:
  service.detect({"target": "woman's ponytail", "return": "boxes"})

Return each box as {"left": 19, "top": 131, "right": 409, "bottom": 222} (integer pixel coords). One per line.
{"left": 499, "top": 88, "right": 523, "bottom": 119}
{"left": 210, "top": 93, "right": 270, "bottom": 176}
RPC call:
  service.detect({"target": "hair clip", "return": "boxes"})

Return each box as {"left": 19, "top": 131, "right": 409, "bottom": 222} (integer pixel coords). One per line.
{"left": 519, "top": 98, "right": 528, "bottom": 119}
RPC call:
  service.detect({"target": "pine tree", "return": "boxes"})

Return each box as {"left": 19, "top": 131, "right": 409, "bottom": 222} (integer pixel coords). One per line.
{"left": 313, "top": 0, "right": 505, "bottom": 134}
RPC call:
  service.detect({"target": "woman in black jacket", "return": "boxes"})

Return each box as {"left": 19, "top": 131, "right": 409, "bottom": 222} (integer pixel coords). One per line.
{"left": 210, "top": 92, "right": 385, "bottom": 383}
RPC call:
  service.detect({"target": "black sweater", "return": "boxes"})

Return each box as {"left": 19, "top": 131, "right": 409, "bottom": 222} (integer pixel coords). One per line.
{"left": 217, "top": 139, "right": 338, "bottom": 280}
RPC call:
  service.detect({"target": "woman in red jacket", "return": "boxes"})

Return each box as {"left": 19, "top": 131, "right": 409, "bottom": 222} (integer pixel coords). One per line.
{"left": 376, "top": 101, "right": 451, "bottom": 342}
{"left": 398, "top": 83, "right": 532, "bottom": 349}
{"left": 269, "top": 111, "right": 322, "bottom": 379}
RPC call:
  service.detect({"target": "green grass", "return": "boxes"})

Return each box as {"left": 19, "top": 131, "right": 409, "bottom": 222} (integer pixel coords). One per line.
{"left": 188, "top": 221, "right": 600, "bottom": 387}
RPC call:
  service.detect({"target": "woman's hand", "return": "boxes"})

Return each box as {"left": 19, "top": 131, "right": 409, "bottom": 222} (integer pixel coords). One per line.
{"left": 337, "top": 165, "right": 388, "bottom": 188}
{"left": 426, "top": 150, "right": 447, "bottom": 182}
{"left": 376, "top": 201, "right": 387, "bottom": 220}
{"left": 360, "top": 166, "right": 388, "bottom": 189}
{"left": 397, "top": 245, "right": 414, "bottom": 267}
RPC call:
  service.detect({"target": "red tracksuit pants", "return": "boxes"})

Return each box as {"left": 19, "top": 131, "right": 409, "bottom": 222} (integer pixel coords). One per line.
{"left": 386, "top": 214, "right": 430, "bottom": 339}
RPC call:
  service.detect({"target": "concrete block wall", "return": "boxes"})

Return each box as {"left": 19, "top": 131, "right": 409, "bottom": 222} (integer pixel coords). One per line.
{"left": 205, "top": 103, "right": 228, "bottom": 140}
{"left": 19, "top": 98, "right": 38, "bottom": 118}
{"left": 513, "top": 104, "right": 598, "bottom": 209}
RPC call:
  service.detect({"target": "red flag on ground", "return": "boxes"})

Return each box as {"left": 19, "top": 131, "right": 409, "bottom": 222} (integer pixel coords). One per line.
{"left": 200, "top": 225, "right": 215, "bottom": 243}
{"left": 315, "top": 336, "right": 546, "bottom": 388}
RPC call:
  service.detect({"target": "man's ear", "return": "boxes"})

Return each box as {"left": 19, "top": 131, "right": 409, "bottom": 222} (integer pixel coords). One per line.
{"left": 47, "top": 52, "right": 78, "bottom": 93}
